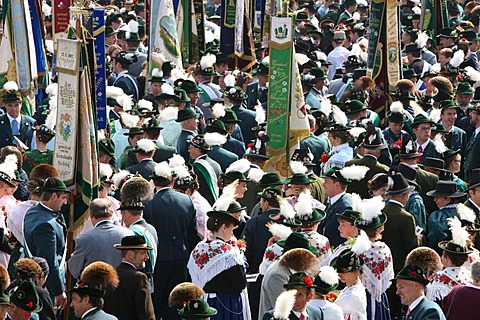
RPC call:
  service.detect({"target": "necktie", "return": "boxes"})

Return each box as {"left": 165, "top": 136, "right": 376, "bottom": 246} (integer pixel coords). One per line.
{"left": 406, "top": 307, "right": 411, "bottom": 316}
{"left": 11, "top": 119, "right": 19, "bottom": 136}
{"left": 418, "top": 145, "right": 423, "bottom": 153}
{"left": 299, "top": 314, "right": 306, "bottom": 320}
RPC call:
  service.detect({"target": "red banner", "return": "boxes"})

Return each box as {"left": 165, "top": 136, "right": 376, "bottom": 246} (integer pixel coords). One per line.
{"left": 53, "top": 0, "right": 71, "bottom": 36}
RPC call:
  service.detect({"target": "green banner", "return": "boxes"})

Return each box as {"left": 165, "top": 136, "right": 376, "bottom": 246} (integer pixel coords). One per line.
{"left": 367, "top": 0, "right": 385, "bottom": 81}
{"left": 193, "top": 0, "right": 205, "bottom": 56}
{"left": 266, "top": 16, "right": 292, "bottom": 151}
{"left": 224, "top": 0, "right": 237, "bottom": 27}
{"left": 421, "top": 0, "right": 449, "bottom": 37}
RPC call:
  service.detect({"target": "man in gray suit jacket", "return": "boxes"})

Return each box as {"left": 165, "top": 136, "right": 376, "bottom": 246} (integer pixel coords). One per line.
{"left": 68, "top": 198, "right": 134, "bottom": 279}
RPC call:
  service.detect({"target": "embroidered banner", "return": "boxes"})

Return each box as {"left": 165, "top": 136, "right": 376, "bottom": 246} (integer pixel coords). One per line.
{"left": 93, "top": 9, "right": 107, "bottom": 129}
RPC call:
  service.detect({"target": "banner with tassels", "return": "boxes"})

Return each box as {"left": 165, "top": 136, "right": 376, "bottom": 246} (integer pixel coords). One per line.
{"left": 93, "top": 8, "right": 107, "bottom": 130}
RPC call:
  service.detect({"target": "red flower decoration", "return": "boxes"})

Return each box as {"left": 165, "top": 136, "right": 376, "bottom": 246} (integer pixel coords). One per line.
{"left": 325, "top": 292, "right": 337, "bottom": 302}
{"left": 410, "top": 270, "right": 417, "bottom": 277}
{"left": 320, "top": 153, "right": 329, "bottom": 163}
{"left": 237, "top": 239, "right": 246, "bottom": 249}
{"left": 77, "top": 282, "right": 83, "bottom": 288}
{"left": 35, "top": 125, "right": 40, "bottom": 130}
{"left": 304, "top": 276, "right": 313, "bottom": 286}
{"left": 247, "top": 143, "right": 254, "bottom": 149}
{"left": 27, "top": 301, "right": 33, "bottom": 309}
{"left": 395, "top": 140, "right": 403, "bottom": 147}
{"left": 461, "top": 37, "right": 467, "bottom": 42}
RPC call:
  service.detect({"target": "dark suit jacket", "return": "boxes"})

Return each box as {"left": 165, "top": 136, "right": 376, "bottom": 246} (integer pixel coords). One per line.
{"left": 464, "top": 132, "right": 480, "bottom": 182}
{"left": 103, "top": 263, "right": 155, "bottom": 320}
{"left": 345, "top": 155, "right": 389, "bottom": 199}
{"left": 126, "top": 158, "right": 156, "bottom": 181}
{"left": 246, "top": 81, "right": 268, "bottom": 110}
{"left": 319, "top": 193, "right": 353, "bottom": 248}
{"left": 444, "top": 126, "right": 467, "bottom": 156}
{"left": 23, "top": 203, "right": 66, "bottom": 295}
{"left": 263, "top": 305, "right": 324, "bottom": 320}
{"left": 113, "top": 72, "right": 140, "bottom": 101}
{"left": 177, "top": 129, "right": 196, "bottom": 161}
{"left": 208, "top": 145, "right": 238, "bottom": 172}
{"left": 382, "top": 201, "right": 418, "bottom": 272}
{"left": 418, "top": 140, "right": 440, "bottom": 165}
{"left": 408, "top": 297, "right": 446, "bottom": 320}
{"left": 415, "top": 166, "right": 439, "bottom": 214}
{"left": 0, "top": 114, "right": 36, "bottom": 149}
{"left": 231, "top": 105, "right": 257, "bottom": 145}
{"left": 144, "top": 188, "right": 197, "bottom": 261}
{"left": 126, "top": 141, "right": 176, "bottom": 168}
{"left": 223, "top": 134, "right": 246, "bottom": 158}
{"left": 300, "top": 133, "right": 330, "bottom": 176}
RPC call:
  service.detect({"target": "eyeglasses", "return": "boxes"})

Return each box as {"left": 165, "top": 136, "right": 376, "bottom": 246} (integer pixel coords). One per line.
{"left": 416, "top": 126, "right": 431, "bottom": 131}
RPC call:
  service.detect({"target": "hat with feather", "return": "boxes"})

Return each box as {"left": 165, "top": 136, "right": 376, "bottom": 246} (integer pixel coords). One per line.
{"left": 2, "top": 81, "right": 22, "bottom": 104}
{"left": 359, "top": 124, "right": 387, "bottom": 150}
{"left": 397, "top": 136, "right": 422, "bottom": 159}
{"left": 149, "top": 68, "right": 165, "bottom": 83}
{"left": 456, "top": 203, "right": 480, "bottom": 233}
{"left": 314, "top": 266, "right": 339, "bottom": 294}
{"left": 269, "top": 198, "right": 302, "bottom": 227}
{"left": 438, "top": 216, "right": 473, "bottom": 254}
{"left": 387, "top": 101, "right": 408, "bottom": 123}
{"left": 331, "top": 231, "right": 370, "bottom": 272}
{"left": 221, "top": 159, "right": 251, "bottom": 183}
{"left": 323, "top": 165, "right": 370, "bottom": 185}
{"left": 336, "top": 193, "right": 363, "bottom": 222}
{"left": 268, "top": 290, "right": 296, "bottom": 320}
{"left": 284, "top": 161, "right": 313, "bottom": 185}
{"left": 67, "top": 261, "right": 119, "bottom": 297}
{"left": 294, "top": 190, "right": 326, "bottom": 224}
{"left": 353, "top": 196, "right": 387, "bottom": 230}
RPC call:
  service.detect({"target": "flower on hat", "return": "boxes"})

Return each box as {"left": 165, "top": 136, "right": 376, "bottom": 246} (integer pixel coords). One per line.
{"left": 229, "top": 87, "right": 237, "bottom": 95}
{"left": 304, "top": 276, "right": 313, "bottom": 286}
{"left": 27, "top": 301, "right": 33, "bottom": 308}
{"left": 320, "top": 153, "right": 329, "bottom": 163}
{"left": 410, "top": 270, "right": 417, "bottom": 277}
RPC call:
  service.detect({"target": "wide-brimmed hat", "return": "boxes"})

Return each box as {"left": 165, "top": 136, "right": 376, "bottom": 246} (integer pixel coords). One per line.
{"left": 224, "top": 86, "right": 248, "bottom": 101}
{"left": 385, "top": 173, "right": 415, "bottom": 196}
{"left": 220, "top": 108, "right": 241, "bottom": 124}
{"left": 174, "top": 79, "right": 201, "bottom": 93}
{"left": 469, "top": 169, "right": 480, "bottom": 190}
{"left": 258, "top": 173, "right": 284, "bottom": 188}
{"left": 176, "top": 108, "right": 198, "bottom": 122}
{"left": 419, "top": 157, "right": 446, "bottom": 172}
{"left": 2, "top": 81, "right": 22, "bottom": 104}
{"left": 411, "top": 114, "right": 435, "bottom": 128}
{"left": 178, "top": 299, "right": 217, "bottom": 319}
{"left": 456, "top": 82, "right": 475, "bottom": 95}
{"left": 283, "top": 272, "right": 317, "bottom": 289}
{"left": 114, "top": 234, "right": 153, "bottom": 250}
{"left": 397, "top": 137, "right": 422, "bottom": 159}
{"left": 207, "top": 210, "right": 240, "bottom": 226}
{"left": 277, "top": 232, "right": 318, "bottom": 254}
{"left": 398, "top": 163, "right": 421, "bottom": 190}
{"left": 258, "top": 186, "right": 282, "bottom": 205}
{"left": 42, "top": 178, "right": 69, "bottom": 193}
{"left": 9, "top": 280, "right": 43, "bottom": 312}
{"left": 123, "top": 126, "right": 144, "bottom": 136}
{"left": 391, "top": 265, "right": 430, "bottom": 285}
{"left": 438, "top": 240, "right": 473, "bottom": 255}
{"left": 187, "top": 134, "right": 212, "bottom": 152}
{"left": 426, "top": 181, "right": 466, "bottom": 198}
{"left": 331, "top": 249, "right": 364, "bottom": 273}
{"left": 345, "top": 99, "right": 367, "bottom": 115}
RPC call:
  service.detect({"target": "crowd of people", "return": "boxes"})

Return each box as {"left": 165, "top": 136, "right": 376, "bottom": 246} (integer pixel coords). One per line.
{"left": 2, "top": 0, "right": 480, "bottom": 319}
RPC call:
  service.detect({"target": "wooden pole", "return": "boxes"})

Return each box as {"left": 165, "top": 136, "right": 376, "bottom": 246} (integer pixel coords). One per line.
{"left": 63, "top": 191, "right": 76, "bottom": 320}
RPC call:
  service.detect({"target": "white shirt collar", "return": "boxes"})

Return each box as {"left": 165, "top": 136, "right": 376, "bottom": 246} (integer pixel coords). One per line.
{"left": 388, "top": 199, "right": 404, "bottom": 208}
{"left": 330, "top": 192, "right": 346, "bottom": 205}
{"left": 469, "top": 199, "right": 480, "bottom": 212}
{"left": 409, "top": 294, "right": 424, "bottom": 312}
{"left": 292, "top": 310, "right": 308, "bottom": 319}
{"left": 475, "top": 127, "right": 480, "bottom": 136}
{"left": 6, "top": 113, "right": 21, "bottom": 125}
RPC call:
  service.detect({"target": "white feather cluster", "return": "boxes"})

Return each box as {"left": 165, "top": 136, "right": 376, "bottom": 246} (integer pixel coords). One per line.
{"left": 431, "top": 63, "right": 442, "bottom": 73}
{"left": 116, "top": 94, "right": 133, "bottom": 111}
{"left": 390, "top": 101, "right": 404, "bottom": 114}
{"left": 171, "top": 165, "right": 190, "bottom": 179}
{"left": 215, "top": 181, "right": 238, "bottom": 211}
{"left": 205, "top": 30, "right": 215, "bottom": 44}
{"left": 248, "top": 167, "right": 265, "bottom": 182}
{"left": 42, "top": 3, "right": 52, "bottom": 16}
{"left": 332, "top": 105, "right": 348, "bottom": 127}
{"left": 447, "top": 216, "right": 470, "bottom": 248}
{"left": 411, "top": 101, "right": 428, "bottom": 117}
{"left": 434, "top": 134, "right": 447, "bottom": 154}
{"left": 154, "top": 161, "right": 173, "bottom": 179}
{"left": 352, "top": 12, "right": 360, "bottom": 21}
{"left": 204, "top": 132, "right": 227, "bottom": 146}
{"left": 120, "top": 112, "right": 140, "bottom": 128}
{"left": 295, "top": 190, "right": 313, "bottom": 217}
{"left": 226, "top": 159, "right": 251, "bottom": 173}
{"left": 361, "top": 196, "right": 385, "bottom": 223}
{"left": 457, "top": 203, "right": 476, "bottom": 223}
{"left": 351, "top": 230, "right": 371, "bottom": 255}
{"left": 273, "top": 290, "right": 296, "bottom": 320}
{"left": 136, "top": 139, "right": 157, "bottom": 153}
{"left": 3, "top": 81, "right": 18, "bottom": 92}
{"left": 97, "top": 130, "right": 106, "bottom": 141}
{"left": 45, "top": 83, "right": 58, "bottom": 97}
{"left": 405, "top": 140, "right": 413, "bottom": 152}
{"left": 168, "top": 154, "right": 185, "bottom": 168}
{"left": 100, "top": 163, "right": 113, "bottom": 179}
{"left": 450, "top": 50, "right": 464, "bottom": 68}
{"left": 416, "top": 31, "right": 428, "bottom": 49}
{"left": 290, "top": 161, "right": 307, "bottom": 174}
{"left": 127, "top": 19, "right": 139, "bottom": 34}
{"left": 465, "top": 66, "right": 480, "bottom": 83}
{"left": 224, "top": 74, "right": 236, "bottom": 87}
{"left": 0, "top": 161, "right": 16, "bottom": 179}
{"left": 340, "top": 165, "right": 369, "bottom": 181}
{"left": 211, "top": 103, "right": 226, "bottom": 118}
{"left": 200, "top": 54, "right": 216, "bottom": 70}
{"left": 161, "top": 83, "right": 175, "bottom": 95}
{"left": 295, "top": 53, "right": 310, "bottom": 66}
{"left": 4, "top": 154, "right": 17, "bottom": 166}
{"left": 267, "top": 222, "right": 293, "bottom": 241}
{"left": 112, "top": 170, "right": 131, "bottom": 189}
{"left": 159, "top": 107, "right": 178, "bottom": 121}
{"left": 255, "top": 101, "right": 266, "bottom": 124}
{"left": 350, "top": 193, "right": 363, "bottom": 213}
{"left": 279, "top": 198, "right": 296, "bottom": 219}
{"left": 320, "top": 96, "right": 332, "bottom": 117}
{"left": 318, "top": 266, "right": 339, "bottom": 286}
{"left": 429, "top": 108, "right": 441, "bottom": 123}
{"left": 349, "top": 127, "right": 366, "bottom": 140}
{"left": 152, "top": 68, "right": 163, "bottom": 78}
{"left": 106, "top": 86, "right": 124, "bottom": 99}
{"left": 137, "top": 99, "right": 153, "bottom": 111}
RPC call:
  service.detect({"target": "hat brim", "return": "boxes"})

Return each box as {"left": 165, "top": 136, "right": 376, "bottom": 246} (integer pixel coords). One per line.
{"left": 114, "top": 244, "right": 154, "bottom": 250}
{"left": 187, "top": 139, "right": 212, "bottom": 151}
{"left": 397, "top": 152, "right": 423, "bottom": 159}
{"left": 391, "top": 274, "right": 430, "bottom": 285}
{"left": 207, "top": 210, "right": 240, "bottom": 226}
{"left": 425, "top": 190, "right": 466, "bottom": 198}
{"left": 354, "top": 213, "right": 387, "bottom": 230}
{"left": 359, "top": 142, "right": 387, "bottom": 150}
{"left": 469, "top": 182, "right": 480, "bottom": 190}
{"left": 385, "top": 185, "right": 415, "bottom": 196}
{"left": 438, "top": 241, "right": 473, "bottom": 254}
{"left": 269, "top": 214, "right": 302, "bottom": 227}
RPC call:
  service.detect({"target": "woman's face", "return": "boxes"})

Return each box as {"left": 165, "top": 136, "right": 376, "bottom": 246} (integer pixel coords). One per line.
{"left": 448, "top": 154, "right": 462, "bottom": 174}
{"left": 222, "top": 223, "right": 237, "bottom": 240}
{"left": 337, "top": 270, "right": 359, "bottom": 285}
{"left": 235, "top": 182, "right": 248, "bottom": 199}
{"left": 372, "top": 185, "right": 390, "bottom": 200}
{"left": 338, "top": 219, "right": 359, "bottom": 239}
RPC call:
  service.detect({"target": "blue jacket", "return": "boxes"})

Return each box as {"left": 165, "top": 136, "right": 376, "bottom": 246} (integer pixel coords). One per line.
{"left": 231, "top": 104, "right": 257, "bottom": 145}
{"left": 177, "top": 129, "right": 196, "bottom": 162}
{"left": 126, "top": 159, "right": 156, "bottom": 181}
{"left": 263, "top": 305, "right": 324, "bottom": 320}
{"left": 427, "top": 205, "right": 457, "bottom": 255}
{"left": 300, "top": 133, "right": 330, "bottom": 176}
{"left": 223, "top": 134, "right": 246, "bottom": 158}
{"left": 207, "top": 145, "right": 238, "bottom": 172}
{"left": 319, "top": 193, "right": 353, "bottom": 248}
{"left": 0, "top": 114, "right": 36, "bottom": 149}
{"left": 406, "top": 297, "right": 446, "bottom": 320}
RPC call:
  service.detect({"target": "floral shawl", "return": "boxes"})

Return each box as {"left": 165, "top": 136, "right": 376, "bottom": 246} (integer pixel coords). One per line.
{"left": 360, "top": 241, "right": 394, "bottom": 302}
{"left": 301, "top": 230, "right": 332, "bottom": 264}
{"left": 259, "top": 243, "right": 284, "bottom": 275}
{"left": 426, "top": 266, "right": 471, "bottom": 302}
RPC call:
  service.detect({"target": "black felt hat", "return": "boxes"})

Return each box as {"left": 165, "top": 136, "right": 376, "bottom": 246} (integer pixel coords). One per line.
{"left": 385, "top": 173, "right": 415, "bottom": 196}
{"left": 469, "top": 169, "right": 480, "bottom": 190}
{"left": 114, "top": 234, "right": 153, "bottom": 250}
{"left": 176, "top": 108, "right": 198, "bottom": 122}
{"left": 426, "top": 180, "right": 466, "bottom": 198}
{"left": 187, "top": 134, "right": 212, "bottom": 151}
{"left": 331, "top": 249, "right": 364, "bottom": 273}
{"left": 207, "top": 209, "right": 240, "bottom": 226}
{"left": 9, "top": 280, "right": 43, "bottom": 312}
{"left": 397, "top": 137, "right": 422, "bottom": 159}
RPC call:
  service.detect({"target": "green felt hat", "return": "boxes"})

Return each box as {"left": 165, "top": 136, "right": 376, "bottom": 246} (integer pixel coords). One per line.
{"left": 258, "top": 173, "right": 284, "bottom": 188}
{"left": 387, "top": 110, "right": 408, "bottom": 123}
{"left": 179, "top": 299, "right": 217, "bottom": 319}
{"left": 123, "top": 126, "right": 144, "bottom": 136}
{"left": 253, "top": 61, "right": 269, "bottom": 76}
{"left": 283, "top": 272, "right": 317, "bottom": 289}
{"left": 42, "top": 178, "right": 69, "bottom": 192}
{"left": 99, "top": 138, "right": 115, "bottom": 158}
{"left": 310, "top": 67, "right": 328, "bottom": 80}
{"left": 258, "top": 186, "right": 282, "bottom": 205}
{"left": 174, "top": 79, "right": 201, "bottom": 93}
{"left": 323, "top": 167, "right": 351, "bottom": 184}
{"left": 336, "top": 209, "right": 361, "bottom": 222}
{"left": 174, "top": 88, "right": 191, "bottom": 103}
{"left": 105, "top": 26, "right": 118, "bottom": 37}
{"left": 314, "top": 269, "right": 338, "bottom": 294}
{"left": 9, "top": 280, "right": 43, "bottom": 313}
{"left": 277, "top": 232, "right": 318, "bottom": 255}
{"left": 345, "top": 99, "right": 367, "bottom": 115}
{"left": 439, "top": 99, "right": 459, "bottom": 110}
{"left": 284, "top": 173, "right": 312, "bottom": 185}
{"left": 392, "top": 265, "right": 430, "bottom": 285}
{"left": 207, "top": 209, "right": 240, "bottom": 226}
{"left": 176, "top": 108, "right": 198, "bottom": 122}
{"left": 205, "top": 119, "right": 228, "bottom": 135}
{"left": 354, "top": 212, "right": 387, "bottom": 230}
{"left": 456, "top": 82, "right": 474, "bottom": 95}
{"left": 2, "top": 82, "right": 22, "bottom": 104}
{"left": 296, "top": 208, "right": 326, "bottom": 224}
{"left": 411, "top": 114, "right": 435, "bottom": 128}
{"left": 143, "top": 118, "right": 163, "bottom": 130}
{"left": 224, "top": 86, "right": 248, "bottom": 101}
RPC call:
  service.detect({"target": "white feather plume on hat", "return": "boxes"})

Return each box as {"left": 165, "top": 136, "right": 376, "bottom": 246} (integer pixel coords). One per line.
{"left": 211, "top": 103, "right": 226, "bottom": 118}
{"left": 154, "top": 161, "right": 173, "bottom": 179}
{"left": 431, "top": 63, "right": 441, "bottom": 73}
{"left": 3, "top": 81, "right": 18, "bottom": 92}
{"left": 106, "top": 86, "right": 124, "bottom": 99}
{"left": 390, "top": 101, "right": 404, "bottom": 114}
{"left": 457, "top": 203, "right": 476, "bottom": 223}
{"left": 273, "top": 290, "right": 297, "bottom": 320}
{"left": 279, "top": 198, "right": 296, "bottom": 219}
{"left": 120, "top": 112, "right": 140, "bottom": 128}
{"left": 447, "top": 216, "right": 469, "bottom": 248}
{"left": 215, "top": 180, "right": 238, "bottom": 211}
{"left": 4, "top": 154, "right": 17, "bottom": 167}
{"left": 295, "top": 190, "right": 313, "bottom": 218}
{"left": 416, "top": 31, "right": 429, "bottom": 49}
{"left": 226, "top": 159, "right": 251, "bottom": 173}
{"left": 248, "top": 167, "right": 265, "bottom": 182}
{"left": 318, "top": 266, "right": 339, "bottom": 286}
{"left": 200, "top": 54, "right": 216, "bottom": 70}
{"left": 295, "top": 53, "right": 310, "bottom": 66}
{"left": 168, "top": 154, "right": 185, "bottom": 168}
{"left": 116, "top": 94, "right": 134, "bottom": 111}
{"left": 224, "top": 74, "right": 236, "bottom": 87}
{"left": 361, "top": 196, "right": 385, "bottom": 223}
{"left": 332, "top": 105, "right": 348, "bottom": 127}
{"left": 112, "top": 170, "right": 131, "bottom": 189}
{"left": 204, "top": 132, "right": 227, "bottom": 146}
{"left": 127, "top": 19, "right": 139, "bottom": 34}
{"left": 159, "top": 107, "right": 178, "bottom": 121}
{"left": 137, "top": 99, "right": 153, "bottom": 111}
{"left": 151, "top": 68, "right": 163, "bottom": 78}
{"left": 465, "top": 66, "right": 480, "bottom": 83}
{"left": 290, "top": 161, "right": 307, "bottom": 174}
{"left": 45, "top": 83, "right": 58, "bottom": 97}
{"left": 0, "top": 161, "right": 15, "bottom": 179}
{"left": 349, "top": 127, "right": 366, "bottom": 140}
{"left": 136, "top": 139, "right": 157, "bottom": 153}
{"left": 434, "top": 134, "right": 448, "bottom": 154}
{"left": 350, "top": 193, "right": 363, "bottom": 213}
{"left": 161, "top": 83, "right": 175, "bottom": 95}
{"left": 267, "top": 222, "right": 293, "bottom": 241}
{"left": 340, "top": 165, "right": 369, "bottom": 181}
{"left": 411, "top": 101, "right": 428, "bottom": 117}
{"left": 450, "top": 50, "right": 464, "bottom": 68}
{"left": 171, "top": 165, "right": 190, "bottom": 179}
{"left": 100, "top": 163, "right": 113, "bottom": 180}
{"left": 320, "top": 96, "right": 332, "bottom": 117}
{"left": 351, "top": 230, "right": 371, "bottom": 255}
{"left": 429, "top": 108, "right": 441, "bottom": 123}
{"left": 255, "top": 101, "right": 266, "bottom": 124}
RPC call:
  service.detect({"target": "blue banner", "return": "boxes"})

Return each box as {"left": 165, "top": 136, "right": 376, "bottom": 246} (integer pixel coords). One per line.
{"left": 93, "top": 9, "right": 107, "bottom": 129}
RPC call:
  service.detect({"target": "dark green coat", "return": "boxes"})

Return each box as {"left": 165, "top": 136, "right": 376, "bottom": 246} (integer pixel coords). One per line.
{"left": 464, "top": 132, "right": 480, "bottom": 182}
{"left": 415, "top": 167, "right": 439, "bottom": 215}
